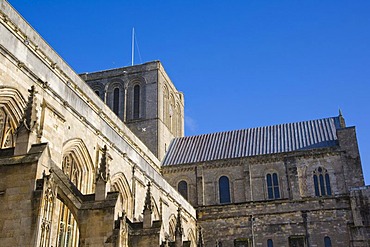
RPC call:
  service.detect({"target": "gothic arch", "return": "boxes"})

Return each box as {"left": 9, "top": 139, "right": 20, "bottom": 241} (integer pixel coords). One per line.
{"left": 187, "top": 228, "right": 196, "bottom": 247}
{"left": 111, "top": 173, "right": 133, "bottom": 220}
{"left": 62, "top": 138, "right": 94, "bottom": 194}
{"left": 168, "top": 214, "right": 177, "bottom": 242}
{"left": 0, "top": 87, "right": 27, "bottom": 148}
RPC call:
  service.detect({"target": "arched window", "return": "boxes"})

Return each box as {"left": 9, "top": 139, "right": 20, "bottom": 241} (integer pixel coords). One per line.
{"left": 266, "top": 173, "right": 280, "bottom": 199}
{"left": 178, "top": 180, "right": 188, "bottom": 200}
{"left": 57, "top": 153, "right": 84, "bottom": 247}
{"left": 267, "top": 239, "right": 274, "bottom": 247}
{"left": 219, "top": 176, "right": 231, "bottom": 203}
{"left": 313, "top": 167, "right": 332, "bottom": 196}
{"left": 0, "top": 107, "right": 16, "bottom": 148}
{"left": 113, "top": 88, "right": 120, "bottom": 115}
{"left": 324, "top": 236, "right": 332, "bottom": 247}
{"left": 94, "top": 90, "right": 100, "bottom": 97}
{"left": 133, "top": 85, "right": 140, "bottom": 119}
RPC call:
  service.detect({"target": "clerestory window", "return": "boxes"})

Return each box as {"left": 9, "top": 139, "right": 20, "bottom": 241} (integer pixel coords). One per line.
{"left": 266, "top": 173, "right": 280, "bottom": 199}
{"left": 178, "top": 180, "right": 188, "bottom": 200}
{"left": 219, "top": 176, "right": 231, "bottom": 203}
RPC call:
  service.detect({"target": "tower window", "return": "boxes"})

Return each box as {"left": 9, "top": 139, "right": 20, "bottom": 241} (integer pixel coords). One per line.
{"left": 324, "top": 236, "right": 332, "bottom": 247}
{"left": 219, "top": 176, "right": 231, "bottom": 204}
{"left": 113, "top": 88, "right": 120, "bottom": 115}
{"left": 313, "top": 167, "right": 331, "bottom": 196}
{"left": 266, "top": 173, "right": 280, "bottom": 199}
{"left": 133, "top": 85, "right": 140, "bottom": 119}
{"left": 178, "top": 180, "right": 188, "bottom": 200}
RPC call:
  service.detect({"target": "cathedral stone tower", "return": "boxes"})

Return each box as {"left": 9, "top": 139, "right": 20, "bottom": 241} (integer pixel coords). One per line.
{"left": 80, "top": 61, "right": 184, "bottom": 160}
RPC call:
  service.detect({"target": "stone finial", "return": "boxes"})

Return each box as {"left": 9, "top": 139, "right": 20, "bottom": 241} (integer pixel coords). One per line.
{"left": 95, "top": 145, "right": 110, "bottom": 201}
{"left": 197, "top": 226, "right": 204, "bottom": 247}
{"left": 175, "top": 207, "right": 183, "bottom": 247}
{"left": 17, "top": 85, "right": 38, "bottom": 132}
{"left": 338, "top": 109, "right": 346, "bottom": 128}
{"left": 175, "top": 207, "right": 183, "bottom": 235}
{"left": 143, "top": 182, "right": 153, "bottom": 228}
{"left": 14, "top": 86, "right": 38, "bottom": 155}
{"left": 97, "top": 145, "right": 109, "bottom": 182}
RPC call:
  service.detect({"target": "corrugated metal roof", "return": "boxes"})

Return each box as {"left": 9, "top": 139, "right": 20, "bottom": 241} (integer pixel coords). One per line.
{"left": 162, "top": 117, "right": 341, "bottom": 166}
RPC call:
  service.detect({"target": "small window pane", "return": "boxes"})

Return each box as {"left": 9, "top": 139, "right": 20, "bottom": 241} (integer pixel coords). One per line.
{"left": 319, "top": 174, "right": 326, "bottom": 196}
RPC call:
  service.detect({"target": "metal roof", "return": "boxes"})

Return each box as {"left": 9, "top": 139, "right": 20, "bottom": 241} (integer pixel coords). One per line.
{"left": 162, "top": 117, "right": 341, "bottom": 166}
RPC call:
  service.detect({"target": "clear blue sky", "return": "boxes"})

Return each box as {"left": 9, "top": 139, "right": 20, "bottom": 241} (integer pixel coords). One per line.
{"left": 8, "top": 0, "right": 370, "bottom": 184}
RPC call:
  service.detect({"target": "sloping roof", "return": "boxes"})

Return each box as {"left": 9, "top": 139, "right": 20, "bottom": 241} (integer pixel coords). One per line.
{"left": 162, "top": 117, "right": 342, "bottom": 166}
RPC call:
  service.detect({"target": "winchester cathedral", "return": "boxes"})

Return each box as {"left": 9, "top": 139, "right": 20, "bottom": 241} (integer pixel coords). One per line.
{"left": 0, "top": 1, "right": 369, "bottom": 247}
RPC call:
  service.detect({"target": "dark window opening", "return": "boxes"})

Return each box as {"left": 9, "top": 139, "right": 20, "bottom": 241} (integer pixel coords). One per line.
{"left": 113, "top": 88, "right": 119, "bottom": 115}
{"left": 219, "top": 176, "right": 231, "bottom": 203}
{"left": 133, "top": 85, "right": 140, "bottom": 119}
{"left": 178, "top": 180, "right": 188, "bottom": 200}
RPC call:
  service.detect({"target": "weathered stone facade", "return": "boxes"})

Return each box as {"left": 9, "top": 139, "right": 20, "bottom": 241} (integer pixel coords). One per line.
{"left": 163, "top": 123, "right": 370, "bottom": 246}
{"left": 0, "top": 1, "right": 369, "bottom": 247}
{"left": 0, "top": 1, "right": 195, "bottom": 246}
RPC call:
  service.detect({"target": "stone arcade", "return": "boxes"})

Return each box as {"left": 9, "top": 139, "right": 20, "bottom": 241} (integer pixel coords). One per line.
{"left": 0, "top": 1, "right": 369, "bottom": 246}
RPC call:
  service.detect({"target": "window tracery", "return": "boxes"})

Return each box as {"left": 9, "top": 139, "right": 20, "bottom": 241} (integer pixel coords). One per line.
{"left": 313, "top": 167, "right": 332, "bottom": 196}
{"left": 0, "top": 107, "right": 16, "bottom": 148}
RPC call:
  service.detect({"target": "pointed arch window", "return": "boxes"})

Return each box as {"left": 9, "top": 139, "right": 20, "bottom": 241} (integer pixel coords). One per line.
{"left": 0, "top": 107, "right": 16, "bottom": 148}
{"left": 313, "top": 167, "right": 331, "bottom": 196}
{"left": 113, "top": 88, "right": 120, "bottom": 115}
{"left": 133, "top": 85, "right": 140, "bottom": 119}
{"left": 178, "top": 180, "right": 188, "bottom": 200}
{"left": 219, "top": 176, "right": 231, "bottom": 204}
{"left": 266, "top": 173, "right": 280, "bottom": 199}
{"left": 57, "top": 153, "right": 83, "bottom": 247}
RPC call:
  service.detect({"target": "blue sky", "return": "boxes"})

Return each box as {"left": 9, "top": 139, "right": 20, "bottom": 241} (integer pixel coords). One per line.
{"left": 8, "top": 0, "right": 370, "bottom": 184}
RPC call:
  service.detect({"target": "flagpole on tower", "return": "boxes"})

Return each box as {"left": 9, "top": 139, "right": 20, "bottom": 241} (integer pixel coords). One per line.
{"left": 131, "top": 27, "right": 135, "bottom": 66}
